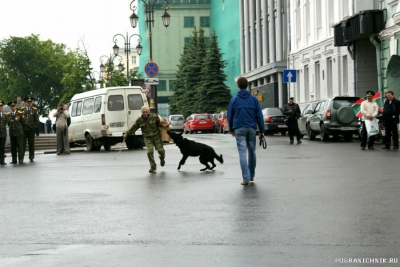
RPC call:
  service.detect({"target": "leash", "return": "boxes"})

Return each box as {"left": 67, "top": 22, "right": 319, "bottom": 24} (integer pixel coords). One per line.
{"left": 259, "top": 136, "right": 267, "bottom": 149}
{"left": 113, "top": 140, "right": 125, "bottom": 160}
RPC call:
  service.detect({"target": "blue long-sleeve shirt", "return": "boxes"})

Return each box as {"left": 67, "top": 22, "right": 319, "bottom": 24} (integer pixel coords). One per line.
{"left": 227, "top": 89, "right": 265, "bottom": 133}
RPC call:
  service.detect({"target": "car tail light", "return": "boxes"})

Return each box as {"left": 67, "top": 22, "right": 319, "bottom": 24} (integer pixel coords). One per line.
{"left": 266, "top": 117, "right": 273, "bottom": 122}
{"left": 101, "top": 114, "right": 105, "bottom": 125}
{"left": 326, "top": 110, "right": 331, "bottom": 120}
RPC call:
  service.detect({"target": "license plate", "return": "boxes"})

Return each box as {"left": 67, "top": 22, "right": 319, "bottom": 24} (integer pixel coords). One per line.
{"left": 341, "top": 127, "right": 356, "bottom": 131}
{"left": 110, "top": 122, "right": 125, "bottom": 127}
{"left": 278, "top": 125, "right": 287, "bottom": 128}
{"left": 199, "top": 121, "right": 206, "bottom": 124}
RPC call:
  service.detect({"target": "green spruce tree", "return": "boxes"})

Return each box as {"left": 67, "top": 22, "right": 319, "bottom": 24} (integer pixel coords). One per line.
{"left": 196, "top": 31, "right": 232, "bottom": 113}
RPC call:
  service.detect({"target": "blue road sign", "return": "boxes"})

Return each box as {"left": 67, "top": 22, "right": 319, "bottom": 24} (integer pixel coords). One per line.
{"left": 283, "top": 69, "right": 297, "bottom": 83}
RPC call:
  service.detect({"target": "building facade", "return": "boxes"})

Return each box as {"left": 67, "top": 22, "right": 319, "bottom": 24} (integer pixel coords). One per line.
{"left": 238, "top": 0, "right": 289, "bottom": 109}
{"left": 137, "top": 0, "right": 211, "bottom": 116}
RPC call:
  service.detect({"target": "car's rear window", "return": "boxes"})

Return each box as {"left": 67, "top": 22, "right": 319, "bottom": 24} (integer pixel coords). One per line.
{"left": 333, "top": 99, "right": 358, "bottom": 109}
{"left": 266, "top": 108, "right": 284, "bottom": 116}
{"left": 170, "top": 116, "right": 184, "bottom": 121}
{"left": 195, "top": 115, "right": 210, "bottom": 120}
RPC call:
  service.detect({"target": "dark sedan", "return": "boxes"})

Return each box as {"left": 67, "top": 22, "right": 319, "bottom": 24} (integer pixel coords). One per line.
{"left": 262, "top": 108, "right": 287, "bottom": 135}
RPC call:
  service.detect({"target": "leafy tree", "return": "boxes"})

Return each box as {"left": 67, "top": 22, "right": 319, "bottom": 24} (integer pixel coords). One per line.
{"left": 0, "top": 35, "right": 95, "bottom": 116}
{"left": 196, "top": 31, "right": 231, "bottom": 113}
{"left": 130, "top": 69, "right": 141, "bottom": 80}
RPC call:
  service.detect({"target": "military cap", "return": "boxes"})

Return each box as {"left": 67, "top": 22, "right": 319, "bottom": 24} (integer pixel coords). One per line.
{"left": 8, "top": 101, "right": 16, "bottom": 106}
{"left": 24, "top": 95, "right": 35, "bottom": 102}
{"left": 366, "top": 91, "right": 375, "bottom": 96}
{"left": 0, "top": 100, "right": 3, "bottom": 106}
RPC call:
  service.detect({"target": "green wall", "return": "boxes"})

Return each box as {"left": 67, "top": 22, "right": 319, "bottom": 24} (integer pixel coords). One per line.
{"left": 210, "top": 0, "right": 241, "bottom": 96}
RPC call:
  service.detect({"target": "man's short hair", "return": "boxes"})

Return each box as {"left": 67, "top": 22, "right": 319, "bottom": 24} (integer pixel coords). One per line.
{"left": 289, "top": 97, "right": 294, "bottom": 100}
{"left": 236, "top": 77, "right": 248, "bottom": 89}
{"left": 385, "top": 90, "right": 394, "bottom": 95}
{"left": 141, "top": 105, "right": 149, "bottom": 112}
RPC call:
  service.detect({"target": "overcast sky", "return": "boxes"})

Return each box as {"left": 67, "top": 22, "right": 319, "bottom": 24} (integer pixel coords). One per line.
{"left": 0, "top": 0, "right": 138, "bottom": 76}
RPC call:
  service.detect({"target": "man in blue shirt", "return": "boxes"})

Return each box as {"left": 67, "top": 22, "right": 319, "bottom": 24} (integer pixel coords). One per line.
{"left": 227, "top": 77, "right": 265, "bottom": 185}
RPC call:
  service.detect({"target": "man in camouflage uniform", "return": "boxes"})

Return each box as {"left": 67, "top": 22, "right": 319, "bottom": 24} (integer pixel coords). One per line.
{"left": 0, "top": 100, "right": 8, "bottom": 165}
{"left": 7, "top": 101, "right": 25, "bottom": 164}
{"left": 20, "top": 96, "right": 39, "bottom": 162}
{"left": 123, "top": 105, "right": 165, "bottom": 173}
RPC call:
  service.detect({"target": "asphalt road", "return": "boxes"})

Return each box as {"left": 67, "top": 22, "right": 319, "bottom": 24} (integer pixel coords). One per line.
{"left": 0, "top": 133, "right": 399, "bottom": 267}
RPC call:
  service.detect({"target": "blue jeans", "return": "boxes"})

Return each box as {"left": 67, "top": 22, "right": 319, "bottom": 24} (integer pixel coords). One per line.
{"left": 234, "top": 127, "right": 256, "bottom": 182}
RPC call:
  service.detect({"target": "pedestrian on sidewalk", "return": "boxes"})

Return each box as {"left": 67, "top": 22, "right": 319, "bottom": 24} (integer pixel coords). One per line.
{"left": 227, "top": 77, "right": 265, "bottom": 186}
{"left": 382, "top": 91, "right": 400, "bottom": 150}
{"left": 0, "top": 100, "right": 8, "bottom": 165}
{"left": 46, "top": 117, "right": 52, "bottom": 134}
{"left": 283, "top": 97, "right": 302, "bottom": 144}
{"left": 360, "top": 91, "right": 379, "bottom": 150}
{"left": 53, "top": 103, "right": 70, "bottom": 155}
{"left": 123, "top": 105, "right": 165, "bottom": 173}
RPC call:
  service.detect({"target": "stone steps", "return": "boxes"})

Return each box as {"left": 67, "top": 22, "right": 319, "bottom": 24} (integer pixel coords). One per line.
{"left": 5, "top": 134, "right": 57, "bottom": 153}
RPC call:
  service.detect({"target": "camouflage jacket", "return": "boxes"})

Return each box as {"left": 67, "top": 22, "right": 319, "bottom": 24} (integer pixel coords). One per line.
{"left": 126, "top": 114, "right": 161, "bottom": 138}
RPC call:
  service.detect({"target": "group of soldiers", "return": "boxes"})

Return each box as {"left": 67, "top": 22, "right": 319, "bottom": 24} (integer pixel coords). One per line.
{"left": 0, "top": 96, "right": 39, "bottom": 165}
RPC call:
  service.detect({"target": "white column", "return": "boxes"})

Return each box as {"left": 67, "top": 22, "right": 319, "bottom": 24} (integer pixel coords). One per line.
{"left": 276, "top": 0, "right": 282, "bottom": 61}
{"left": 268, "top": 0, "right": 275, "bottom": 62}
{"left": 239, "top": 0, "right": 245, "bottom": 74}
{"left": 256, "top": 0, "right": 261, "bottom": 68}
{"left": 244, "top": 0, "right": 250, "bottom": 73}
{"left": 261, "top": 0, "right": 268, "bottom": 65}
{"left": 278, "top": 72, "right": 284, "bottom": 107}
{"left": 249, "top": 0, "right": 255, "bottom": 70}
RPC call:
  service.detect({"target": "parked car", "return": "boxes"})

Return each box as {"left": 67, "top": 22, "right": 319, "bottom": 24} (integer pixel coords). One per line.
{"left": 168, "top": 114, "right": 184, "bottom": 133}
{"left": 298, "top": 103, "right": 318, "bottom": 138}
{"left": 216, "top": 111, "right": 229, "bottom": 134}
{"left": 184, "top": 114, "right": 214, "bottom": 134}
{"left": 307, "top": 96, "right": 360, "bottom": 141}
{"left": 209, "top": 113, "right": 220, "bottom": 133}
{"left": 262, "top": 107, "right": 287, "bottom": 135}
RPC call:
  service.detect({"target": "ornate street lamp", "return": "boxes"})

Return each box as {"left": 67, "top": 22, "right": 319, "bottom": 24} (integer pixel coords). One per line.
{"left": 99, "top": 54, "right": 123, "bottom": 87}
{"left": 129, "top": 0, "right": 171, "bottom": 113}
{"left": 112, "top": 33, "right": 143, "bottom": 83}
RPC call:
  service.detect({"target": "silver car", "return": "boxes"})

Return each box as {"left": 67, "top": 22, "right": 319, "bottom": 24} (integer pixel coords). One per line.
{"left": 168, "top": 114, "right": 184, "bottom": 133}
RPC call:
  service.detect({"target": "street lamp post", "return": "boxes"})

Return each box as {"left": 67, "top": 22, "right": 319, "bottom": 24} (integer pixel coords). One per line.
{"left": 129, "top": 0, "right": 171, "bottom": 113}
{"left": 112, "top": 33, "right": 143, "bottom": 85}
{"left": 90, "top": 71, "right": 102, "bottom": 89}
{"left": 99, "top": 54, "right": 124, "bottom": 87}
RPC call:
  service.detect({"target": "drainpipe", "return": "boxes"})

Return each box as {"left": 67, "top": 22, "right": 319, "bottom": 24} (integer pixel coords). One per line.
{"left": 370, "top": 34, "right": 382, "bottom": 96}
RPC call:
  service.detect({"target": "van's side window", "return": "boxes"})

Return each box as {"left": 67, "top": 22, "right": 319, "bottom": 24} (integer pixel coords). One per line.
{"left": 94, "top": 97, "right": 102, "bottom": 113}
{"left": 83, "top": 98, "right": 94, "bottom": 115}
{"left": 71, "top": 101, "right": 82, "bottom": 117}
{"left": 108, "top": 95, "right": 124, "bottom": 111}
{"left": 128, "top": 94, "right": 144, "bottom": 110}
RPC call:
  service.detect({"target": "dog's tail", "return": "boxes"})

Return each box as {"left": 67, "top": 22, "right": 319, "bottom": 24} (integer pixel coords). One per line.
{"left": 216, "top": 153, "right": 223, "bottom": 164}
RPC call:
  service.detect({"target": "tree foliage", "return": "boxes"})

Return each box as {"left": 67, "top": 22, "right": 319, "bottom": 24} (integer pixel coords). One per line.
{"left": 169, "top": 29, "right": 231, "bottom": 117}
{"left": 0, "top": 35, "right": 94, "bottom": 116}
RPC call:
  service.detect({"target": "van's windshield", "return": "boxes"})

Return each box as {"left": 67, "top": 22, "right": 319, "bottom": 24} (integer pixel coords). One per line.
{"left": 128, "top": 94, "right": 144, "bottom": 110}
{"left": 108, "top": 95, "right": 124, "bottom": 111}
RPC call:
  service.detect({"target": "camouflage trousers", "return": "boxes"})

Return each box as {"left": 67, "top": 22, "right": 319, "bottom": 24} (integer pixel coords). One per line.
{"left": 145, "top": 134, "right": 165, "bottom": 169}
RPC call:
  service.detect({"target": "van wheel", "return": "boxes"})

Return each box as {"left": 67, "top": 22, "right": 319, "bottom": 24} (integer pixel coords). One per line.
{"left": 85, "top": 134, "right": 101, "bottom": 151}
{"left": 281, "top": 131, "right": 287, "bottom": 136}
{"left": 69, "top": 142, "right": 75, "bottom": 148}
{"left": 104, "top": 143, "right": 111, "bottom": 151}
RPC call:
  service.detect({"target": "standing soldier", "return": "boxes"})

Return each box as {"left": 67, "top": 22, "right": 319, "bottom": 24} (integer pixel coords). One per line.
{"left": 0, "top": 100, "right": 8, "bottom": 165}
{"left": 15, "top": 96, "right": 25, "bottom": 109}
{"left": 20, "top": 96, "right": 39, "bottom": 162}
{"left": 7, "top": 101, "right": 25, "bottom": 164}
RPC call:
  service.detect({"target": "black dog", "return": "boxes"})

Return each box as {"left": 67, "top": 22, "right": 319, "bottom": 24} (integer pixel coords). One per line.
{"left": 167, "top": 131, "right": 223, "bottom": 171}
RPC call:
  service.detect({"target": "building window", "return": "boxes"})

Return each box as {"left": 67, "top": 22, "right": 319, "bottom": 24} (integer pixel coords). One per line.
{"left": 200, "top": 16, "right": 210, "bottom": 27}
{"left": 132, "top": 56, "right": 137, "bottom": 65}
{"left": 184, "top": 17, "right": 194, "bottom": 27}
{"left": 184, "top": 37, "right": 192, "bottom": 46}
{"left": 169, "top": 80, "right": 176, "bottom": 91}
{"left": 158, "top": 80, "right": 167, "bottom": 91}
